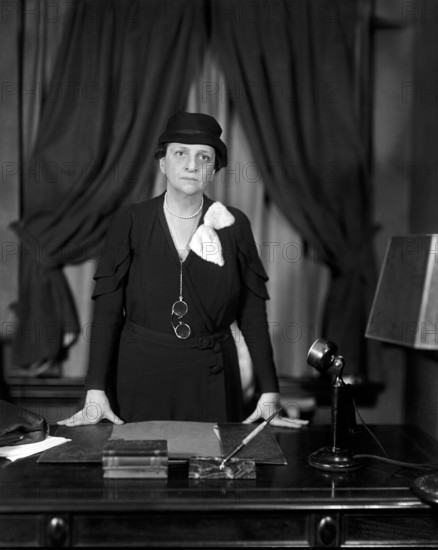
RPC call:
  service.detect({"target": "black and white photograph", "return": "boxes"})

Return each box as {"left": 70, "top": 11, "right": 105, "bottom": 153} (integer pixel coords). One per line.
{"left": 1, "top": 0, "right": 438, "bottom": 547}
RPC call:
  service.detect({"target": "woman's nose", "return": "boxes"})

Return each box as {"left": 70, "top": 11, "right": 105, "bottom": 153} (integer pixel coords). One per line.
{"left": 185, "top": 155, "right": 198, "bottom": 171}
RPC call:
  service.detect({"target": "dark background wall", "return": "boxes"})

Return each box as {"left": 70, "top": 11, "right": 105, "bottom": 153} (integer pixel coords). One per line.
{"left": 0, "top": 0, "right": 20, "bottom": 336}
{"left": 405, "top": 2, "right": 438, "bottom": 438}
{"left": 0, "top": 0, "right": 20, "bottom": 400}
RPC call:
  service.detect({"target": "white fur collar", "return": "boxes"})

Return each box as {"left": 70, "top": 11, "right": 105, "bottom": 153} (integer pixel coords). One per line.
{"left": 189, "top": 202, "right": 235, "bottom": 266}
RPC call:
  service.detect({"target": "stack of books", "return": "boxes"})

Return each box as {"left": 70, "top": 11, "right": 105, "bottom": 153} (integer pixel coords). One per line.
{"left": 102, "top": 439, "right": 168, "bottom": 479}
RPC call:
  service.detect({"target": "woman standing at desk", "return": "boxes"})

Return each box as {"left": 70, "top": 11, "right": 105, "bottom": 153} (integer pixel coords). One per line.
{"left": 59, "top": 112, "right": 307, "bottom": 430}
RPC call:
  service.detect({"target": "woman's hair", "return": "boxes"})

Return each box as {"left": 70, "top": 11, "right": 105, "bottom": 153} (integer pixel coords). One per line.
{"left": 154, "top": 143, "right": 225, "bottom": 172}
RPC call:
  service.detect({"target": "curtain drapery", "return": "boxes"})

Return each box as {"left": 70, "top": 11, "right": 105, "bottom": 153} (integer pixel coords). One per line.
{"left": 211, "top": 0, "right": 378, "bottom": 375}
{"left": 12, "top": 0, "right": 378, "bottom": 379}
{"left": 11, "top": 0, "right": 206, "bottom": 365}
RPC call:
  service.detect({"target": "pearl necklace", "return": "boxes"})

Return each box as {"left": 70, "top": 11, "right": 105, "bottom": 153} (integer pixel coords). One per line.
{"left": 164, "top": 192, "right": 203, "bottom": 220}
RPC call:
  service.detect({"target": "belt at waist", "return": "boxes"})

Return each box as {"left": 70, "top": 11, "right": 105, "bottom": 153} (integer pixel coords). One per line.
{"left": 123, "top": 319, "right": 230, "bottom": 351}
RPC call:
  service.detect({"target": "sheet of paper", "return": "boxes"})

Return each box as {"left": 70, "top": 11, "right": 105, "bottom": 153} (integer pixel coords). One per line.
{"left": 0, "top": 436, "right": 71, "bottom": 462}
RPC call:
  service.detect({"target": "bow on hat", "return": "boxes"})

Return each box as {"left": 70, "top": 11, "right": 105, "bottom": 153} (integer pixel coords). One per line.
{"left": 189, "top": 202, "right": 235, "bottom": 266}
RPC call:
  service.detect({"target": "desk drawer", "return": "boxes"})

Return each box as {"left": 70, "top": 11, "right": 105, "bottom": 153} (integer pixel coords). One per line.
{"left": 73, "top": 512, "right": 310, "bottom": 546}
{"left": 0, "top": 514, "right": 43, "bottom": 547}
{"left": 343, "top": 513, "right": 438, "bottom": 546}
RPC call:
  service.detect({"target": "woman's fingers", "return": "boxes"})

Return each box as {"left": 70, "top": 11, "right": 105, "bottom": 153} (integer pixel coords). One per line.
{"left": 242, "top": 402, "right": 284, "bottom": 424}
{"left": 242, "top": 402, "right": 309, "bottom": 429}
{"left": 57, "top": 404, "right": 124, "bottom": 427}
{"left": 242, "top": 409, "right": 260, "bottom": 424}
{"left": 243, "top": 412, "right": 309, "bottom": 428}
{"left": 57, "top": 408, "right": 98, "bottom": 427}
{"left": 57, "top": 402, "right": 105, "bottom": 426}
{"left": 103, "top": 411, "right": 124, "bottom": 424}
{"left": 270, "top": 416, "right": 309, "bottom": 429}
{"left": 57, "top": 390, "right": 124, "bottom": 427}
{"left": 56, "top": 416, "right": 75, "bottom": 426}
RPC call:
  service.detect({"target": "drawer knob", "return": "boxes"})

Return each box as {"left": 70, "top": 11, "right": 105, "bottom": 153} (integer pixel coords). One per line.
{"left": 47, "top": 516, "right": 68, "bottom": 547}
{"left": 317, "top": 515, "right": 337, "bottom": 546}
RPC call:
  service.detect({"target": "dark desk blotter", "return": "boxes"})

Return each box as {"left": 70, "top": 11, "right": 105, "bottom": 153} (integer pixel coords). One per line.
{"left": 37, "top": 422, "right": 287, "bottom": 465}
{"left": 38, "top": 424, "right": 112, "bottom": 463}
{"left": 217, "top": 423, "right": 287, "bottom": 465}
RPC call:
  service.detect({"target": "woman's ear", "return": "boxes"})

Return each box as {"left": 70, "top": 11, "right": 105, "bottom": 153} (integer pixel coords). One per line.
{"left": 159, "top": 157, "right": 166, "bottom": 175}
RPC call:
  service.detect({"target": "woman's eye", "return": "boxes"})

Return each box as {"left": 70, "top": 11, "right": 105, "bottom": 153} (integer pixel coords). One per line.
{"left": 175, "top": 151, "right": 184, "bottom": 157}
{"left": 200, "top": 155, "right": 211, "bottom": 161}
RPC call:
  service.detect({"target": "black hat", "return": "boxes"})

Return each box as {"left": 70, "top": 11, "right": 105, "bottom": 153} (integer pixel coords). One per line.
{"left": 157, "top": 112, "right": 228, "bottom": 168}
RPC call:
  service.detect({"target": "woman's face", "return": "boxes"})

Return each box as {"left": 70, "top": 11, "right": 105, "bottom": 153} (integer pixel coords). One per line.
{"left": 159, "top": 142, "right": 216, "bottom": 197}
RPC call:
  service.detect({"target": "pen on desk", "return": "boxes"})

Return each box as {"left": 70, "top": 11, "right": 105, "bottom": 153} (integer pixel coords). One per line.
{"left": 219, "top": 407, "right": 283, "bottom": 470}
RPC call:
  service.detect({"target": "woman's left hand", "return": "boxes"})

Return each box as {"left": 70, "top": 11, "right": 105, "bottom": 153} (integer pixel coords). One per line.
{"left": 243, "top": 392, "right": 309, "bottom": 429}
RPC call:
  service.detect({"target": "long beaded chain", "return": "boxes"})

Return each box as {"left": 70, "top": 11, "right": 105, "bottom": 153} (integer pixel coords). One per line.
{"left": 177, "top": 256, "right": 184, "bottom": 301}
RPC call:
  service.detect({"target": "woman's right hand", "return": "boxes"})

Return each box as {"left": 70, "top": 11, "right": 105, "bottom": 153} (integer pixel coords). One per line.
{"left": 57, "top": 389, "right": 124, "bottom": 427}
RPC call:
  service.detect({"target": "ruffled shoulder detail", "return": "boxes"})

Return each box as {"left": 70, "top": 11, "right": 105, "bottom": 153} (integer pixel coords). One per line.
{"left": 233, "top": 209, "right": 270, "bottom": 300}
{"left": 204, "top": 201, "right": 235, "bottom": 229}
{"left": 189, "top": 201, "right": 235, "bottom": 266}
{"left": 92, "top": 206, "right": 132, "bottom": 299}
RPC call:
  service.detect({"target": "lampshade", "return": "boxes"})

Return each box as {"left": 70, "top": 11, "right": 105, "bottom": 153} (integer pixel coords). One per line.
{"left": 367, "top": 235, "right": 438, "bottom": 507}
{"left": 366, "top": 234, "right": 438, "bottom": 350}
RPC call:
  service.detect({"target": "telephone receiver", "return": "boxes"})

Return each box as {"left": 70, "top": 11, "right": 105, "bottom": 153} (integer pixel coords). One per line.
{"left": 307, "top": 338, "right": 363, "bottom": 472}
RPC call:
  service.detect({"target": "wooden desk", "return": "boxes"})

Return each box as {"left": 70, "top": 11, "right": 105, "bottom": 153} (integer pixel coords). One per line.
{"left": 1, "top": 425, "right": 438, "bottom": 547}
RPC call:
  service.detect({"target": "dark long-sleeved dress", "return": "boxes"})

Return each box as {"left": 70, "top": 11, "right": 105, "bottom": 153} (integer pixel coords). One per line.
{"left": 85, "top": 193, "right": 279, "bottom": 423}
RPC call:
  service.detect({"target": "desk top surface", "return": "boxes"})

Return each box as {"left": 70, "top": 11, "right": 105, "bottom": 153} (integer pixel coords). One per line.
{"left": 0, "top": 424, "right": 436, "bottom": 513}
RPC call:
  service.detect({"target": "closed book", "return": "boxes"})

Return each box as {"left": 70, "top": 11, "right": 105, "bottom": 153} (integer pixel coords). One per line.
{"left": 103, "top": 455, "right": 168, "bottom": 468}
{"left": 102, "top": 439, "right": 168, "bottom": 479}
{"left": 102, "top": 439, "right": 168, "bottom": 457}
{"left": 103, "top": 466, "right": 168, "bottom": 479}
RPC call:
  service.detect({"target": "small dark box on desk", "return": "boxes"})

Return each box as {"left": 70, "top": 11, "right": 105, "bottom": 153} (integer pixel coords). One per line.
{"left": 102, "top": 439, "right": 168, "bottom": 479}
